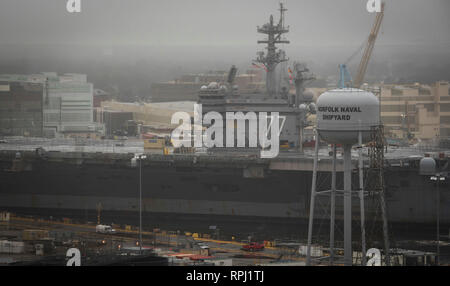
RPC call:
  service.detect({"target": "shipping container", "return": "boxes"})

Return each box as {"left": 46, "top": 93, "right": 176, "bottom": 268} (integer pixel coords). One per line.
{"left": 144, "top": 138, "right": 165, "bottom": 149}
{"left": 0, "top": 240, "right": 25, "bottom": 254}
{"left": 22, "top": 229, "right": 49, "bottom": 241}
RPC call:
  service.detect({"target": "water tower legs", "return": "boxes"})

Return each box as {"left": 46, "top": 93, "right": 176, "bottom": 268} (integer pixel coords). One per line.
{"left": 343, "top": 144, "right": 352, "bottom": 266}
{"left": 329, "top": 144, "right": 337, "bottom": 265}
{"left": 307, "top": 135, "right": 365, "bottom": 266}
{"left": 358, "top": 130, "right": 367, "bottom": 265}
{"left": 306, "top": 130, "right": 320, "bottom": 266}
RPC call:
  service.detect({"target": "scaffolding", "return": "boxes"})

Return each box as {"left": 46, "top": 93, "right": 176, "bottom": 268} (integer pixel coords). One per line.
{"left": 364, "top": 125, "right": 392, "bottom": 265}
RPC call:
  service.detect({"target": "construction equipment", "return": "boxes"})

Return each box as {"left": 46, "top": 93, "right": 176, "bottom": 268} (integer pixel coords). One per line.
{"left": 242, "top": 242, "right": 265, "bottom": 252}
{"left": 339, "top": 64, "right": 353, "bottom": 89}
{"left": 354, "top": 2, "right": 385, "bottom": 87}
{"left": 339, "top": 2, "right": 385, "bottom": 88}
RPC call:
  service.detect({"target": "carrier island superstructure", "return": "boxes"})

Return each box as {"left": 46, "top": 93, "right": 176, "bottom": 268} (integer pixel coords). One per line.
{"left": 199, "top": 3, "right": 316, "bottom": 151}
{"left": 0, "top": 4, "right": 449, "bottom": 236}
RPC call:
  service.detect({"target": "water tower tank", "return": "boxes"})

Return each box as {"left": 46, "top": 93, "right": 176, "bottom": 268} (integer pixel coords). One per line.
{"left": 316, "top": 88, "right": 380, "bottom": 144}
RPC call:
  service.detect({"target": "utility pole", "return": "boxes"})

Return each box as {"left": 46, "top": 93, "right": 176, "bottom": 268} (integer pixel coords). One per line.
{"left": 437, "top": 175, "right": 440, "bottom": 265}
{"left": 139, "top": 155, "right": 142, "bottom": 254}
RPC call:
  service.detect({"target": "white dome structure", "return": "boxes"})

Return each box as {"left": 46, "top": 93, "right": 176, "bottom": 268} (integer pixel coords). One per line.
{"left": 207, "top": 82, "right": 219, "bottom": 89}
{"left": 316, "top": 88, "right": 380, "bottom": 145}
{"left": 419, "top": 157, "right": 436, "bottom": 176}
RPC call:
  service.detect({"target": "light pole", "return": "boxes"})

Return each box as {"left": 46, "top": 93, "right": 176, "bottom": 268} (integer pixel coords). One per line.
{"left": 136, "top": 153, "right": 147, "bottom": 254}
{"left": 431, "top": 174, "right": 446, "bottom": 265}
{"left": 420, "top": 157, "right": 447, "bottom": 266}
{"left": 400, "top": 113, "right": 406, "bottom": 140}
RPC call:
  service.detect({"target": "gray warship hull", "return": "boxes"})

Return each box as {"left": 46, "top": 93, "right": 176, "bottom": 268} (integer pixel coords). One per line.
{"left": 1, "top": 149, "right": 449, "bottom": 235}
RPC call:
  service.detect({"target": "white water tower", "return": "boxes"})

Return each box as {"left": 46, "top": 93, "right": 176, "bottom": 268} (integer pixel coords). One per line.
{"left": 316, "top": 88, "right": 380, "bottom": 144}
{"left": 307, "top": 88, "right": 380, "bottom": 266}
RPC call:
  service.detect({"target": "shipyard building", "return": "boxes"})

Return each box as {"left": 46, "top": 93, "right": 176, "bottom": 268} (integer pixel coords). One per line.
{"left": 377, "top": 81, "right": 450, "bottom": 140}
{"left": 0, "top": 73, "right": 104, "bottom": 138}
{"left": 0, "top": 74, "right": 45, "bottom": 137}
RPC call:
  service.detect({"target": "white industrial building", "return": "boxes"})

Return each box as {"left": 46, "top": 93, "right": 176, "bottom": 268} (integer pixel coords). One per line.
{"left": 42, "top": 72, "right": 104, "bottom": 138}
{"left": 0, "top": 72, "right": 104, "bottom": 138}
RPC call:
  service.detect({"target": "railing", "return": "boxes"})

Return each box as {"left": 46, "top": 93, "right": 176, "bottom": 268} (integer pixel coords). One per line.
{"left": 0, "top": 136, "right": 144, "bottom": 154}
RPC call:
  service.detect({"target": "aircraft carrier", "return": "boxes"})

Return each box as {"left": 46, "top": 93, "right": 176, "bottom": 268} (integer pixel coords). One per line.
{"left": 0, "top": 141, "right": 449, "bottom": 233}
{"left": 0, "top": 4, "right": 449, "bottom": 241}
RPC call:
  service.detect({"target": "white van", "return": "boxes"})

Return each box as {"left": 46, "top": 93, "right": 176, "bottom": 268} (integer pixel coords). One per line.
{"left": 95, "top": 225, "right": 116, "bottom": 234}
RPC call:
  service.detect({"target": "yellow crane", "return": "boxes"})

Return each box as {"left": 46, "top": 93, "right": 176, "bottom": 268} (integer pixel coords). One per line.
{"left": 353, "top": 2, "right": 385, "bottom": 88}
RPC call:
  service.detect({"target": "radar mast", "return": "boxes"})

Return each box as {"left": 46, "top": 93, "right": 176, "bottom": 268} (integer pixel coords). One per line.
{"left": 255, "top": 3, "right": 290, "bottom": 97}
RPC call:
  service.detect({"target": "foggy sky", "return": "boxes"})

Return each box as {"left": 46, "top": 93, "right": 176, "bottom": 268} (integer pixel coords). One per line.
{"left": 0, "top": 0, "right": 448, "bottom": 47}
{"left": 0, "top": 0, "right": 448, "bottom": 86}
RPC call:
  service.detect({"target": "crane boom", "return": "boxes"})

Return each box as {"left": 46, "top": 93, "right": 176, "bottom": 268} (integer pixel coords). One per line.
{"left": 339, "top": 64, "right": 352, "bottom": 89}
{"left": 354, "top": 2, "right": 385, "bottom": 88}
